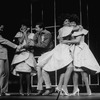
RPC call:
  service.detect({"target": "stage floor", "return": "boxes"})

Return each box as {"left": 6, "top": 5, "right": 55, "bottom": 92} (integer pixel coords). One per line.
{"left": 0, "top": 93, "right": 100, "bottom": 100}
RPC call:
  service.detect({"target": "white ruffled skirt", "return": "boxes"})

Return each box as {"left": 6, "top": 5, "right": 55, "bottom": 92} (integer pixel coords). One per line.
{"left": 11, "top": 51, "right": 37, "bottom": 76}
{"left": 73, "top": 42, "right": 100, "bottom": 73}
{"left": 37, "top": 43, "right": 73, "bottom": 72}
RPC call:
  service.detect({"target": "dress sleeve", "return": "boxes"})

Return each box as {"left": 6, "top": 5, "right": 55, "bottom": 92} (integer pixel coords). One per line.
{"left": 72, "top": 29, "right": 88, "bottom": 36}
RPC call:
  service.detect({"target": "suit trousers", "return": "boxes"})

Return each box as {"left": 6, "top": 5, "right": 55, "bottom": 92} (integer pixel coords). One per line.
{"left": 36, "top": 66, "right": 51, "bottom": 90}
{"left": 0, "top": 59, "right": 9, "bottom": 93}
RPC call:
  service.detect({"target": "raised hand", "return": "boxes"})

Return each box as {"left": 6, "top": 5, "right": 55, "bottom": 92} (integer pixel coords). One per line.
{"left": 16, "top": 45, "right": 22, "bottom": 50}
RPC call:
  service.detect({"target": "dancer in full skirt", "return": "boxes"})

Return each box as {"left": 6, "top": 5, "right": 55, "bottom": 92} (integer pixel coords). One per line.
{"left": 11, "top": 24, "right": 36, "bottom": 95}
{"left": 61, "top": 14, "right": 100, "bottom": 96}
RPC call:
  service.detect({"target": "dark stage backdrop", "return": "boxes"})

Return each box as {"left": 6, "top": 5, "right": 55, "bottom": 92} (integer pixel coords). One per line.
{"left": 0, "top": 0, "right": 100, "bottom": 93}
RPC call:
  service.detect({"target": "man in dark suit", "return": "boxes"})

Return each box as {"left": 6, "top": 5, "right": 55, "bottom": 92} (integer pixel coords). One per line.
{"left": 33, "top": 22, "right": 53, "bottom": 95}
{"left": 0, "top": 25, "right": 20, "bottom": 96}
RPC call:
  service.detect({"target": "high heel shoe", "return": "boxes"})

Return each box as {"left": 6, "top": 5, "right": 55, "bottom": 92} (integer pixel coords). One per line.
{"left": 19, "top": 89, "right": 24, "bottom": 96}
{"left": 19, "top": 92, "right": 24, "bottom": 96}
{"left": 87, "top": 90, "right": 92, "bottom": 96}
{"left": 26, "top": 93, "right": 30, "bottom": 96}
{"left": 55, "top": 87, "right": 61, "bottom": 92}
{"left": 61, "top": 88, "right": 69, "bottom": 96}
{"left": 71, "top": 88, "right": 80, "bottom": 96}
{"left": 87, "top": 92, "right": 92, "bottom": 96}
{"left": 55, "top": 87, "right": 63, "bottom": 95}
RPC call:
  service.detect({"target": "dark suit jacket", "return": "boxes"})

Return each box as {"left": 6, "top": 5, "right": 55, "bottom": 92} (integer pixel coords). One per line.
{"left": 33, "top": 29, "right": 53, "bottom": 56}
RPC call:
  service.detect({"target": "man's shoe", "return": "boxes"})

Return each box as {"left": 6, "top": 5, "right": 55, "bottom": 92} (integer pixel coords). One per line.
{"left": 42, "top": 88, "right": 53, "bottom": 96}
{"left": 34, "top": 90, "right": 44, "bottom": 96}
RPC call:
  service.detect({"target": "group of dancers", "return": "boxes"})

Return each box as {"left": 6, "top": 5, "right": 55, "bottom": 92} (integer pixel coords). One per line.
{"left": 0, "top": 14, "right": 100, "bottom": 96}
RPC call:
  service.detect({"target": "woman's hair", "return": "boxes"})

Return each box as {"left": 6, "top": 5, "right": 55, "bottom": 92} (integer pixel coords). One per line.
{"left": 57, "top": 13, "right": 71, "bottom": 25}
{"left": 70, "top": 14, "right": 80, "bottom": 25}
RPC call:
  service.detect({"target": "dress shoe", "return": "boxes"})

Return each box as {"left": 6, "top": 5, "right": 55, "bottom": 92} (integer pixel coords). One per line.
{"left": 42, "top": 88, "right": 53, "bottom": 96}
{"left": 26, "top": 93, "right": 30, "bottom": 96}
{"left": 70, "top": 88, "right": 80, "bottom": 96}
{"left": 19, "top": 93, "right": 24, "bottom": 96}
{"left": 55, "top": 87, "right": 61, "bottom": 93}
{"left": 55, "top": 87, "right": 63, "bottom": 96}
{"left": 0, "top": 92, "right": 10, "bottom": 96}
{"left": 87, "top": 90, "right": 92, "bottom": 96}
{"left": 34, "top": 90, "right": 44, "bottom": 96}
{"left": 61, "top": 88, "right": 70, "bottom": 96}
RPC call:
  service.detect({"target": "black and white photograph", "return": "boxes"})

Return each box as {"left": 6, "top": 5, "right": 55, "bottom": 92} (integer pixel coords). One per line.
{"left": 0, "top": 0, "right": 100, "bottom": 100}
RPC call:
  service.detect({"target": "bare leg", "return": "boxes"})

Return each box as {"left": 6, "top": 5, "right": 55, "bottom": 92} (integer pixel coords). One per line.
{"left": 62, "top": 63, "right": 73, "bottom": 94}
{"left": 19, "top": 73, "right": 24, "bottom": 95}
{"left": 55, "top": 73, "right": 65, "bottom": 96}
{"left": 57, "top": 73, "right": 64, "bottom": 90}
{"left": 81, "top": 72, "right": 91, "bottom": 95}
{"left": 26, "top": 73, "right": 31, "bottom": 95}
{"left": 72, "top": 72, "right": 79, "bottom": 92}
{"left": 70, "top": 72, "right": 80, "bottom": 95}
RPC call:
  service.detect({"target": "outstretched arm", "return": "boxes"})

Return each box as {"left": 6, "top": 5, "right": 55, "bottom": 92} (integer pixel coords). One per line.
{"left": 1, "top": 38, "right": 18, "bottom": 49}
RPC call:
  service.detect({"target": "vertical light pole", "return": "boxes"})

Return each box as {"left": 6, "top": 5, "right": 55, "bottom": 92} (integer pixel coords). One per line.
{"left": 54, "top": 0, "right": 57, "bottom": 87}
{"left": 30, "top": 2, "right": 33, "bottom": 33}
{"left": 86, "top": 2, "right": 91, "bottom": 85}
{"left": 79, "top": 0, "right": 82, "bottom": 25}
{"left": 79, "top": 0, "right": 85, "bottom": 86}
{"left": 86, "top": 3, "right": 90, "bottom": 46}
{"left": 54, "top": 0, "right": 57, "bottom": 47}
{"left": 41, "top": 2, "right": 44, "bottom": 22}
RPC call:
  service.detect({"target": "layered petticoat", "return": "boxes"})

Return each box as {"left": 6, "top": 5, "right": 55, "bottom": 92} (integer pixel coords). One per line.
{"left": 37, "top": 43, "right": 73, "bottom": 72}
{"left": 11, "top": 51, "right": 37, "bottom": 76}
{"left": 73, "top": 42, "right": 100, "bottom": 74}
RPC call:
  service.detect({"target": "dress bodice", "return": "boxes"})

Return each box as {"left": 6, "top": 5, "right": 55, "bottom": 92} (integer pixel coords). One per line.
{"left": 72, "top": 29, "right": 88, "bottom": 43}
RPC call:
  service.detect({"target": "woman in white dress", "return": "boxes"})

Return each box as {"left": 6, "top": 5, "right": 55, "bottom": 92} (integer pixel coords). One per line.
{"left": 11, "top": 24, "right": 36, "bottom": 95}
{"left": 72, "top": 28, "right": 100, "bottom": 96}
{"left": 37, "top": 17, "right": 81, "bottom": 95}
{"left": 61, "top": 18, "right": 100, "bottom": 96}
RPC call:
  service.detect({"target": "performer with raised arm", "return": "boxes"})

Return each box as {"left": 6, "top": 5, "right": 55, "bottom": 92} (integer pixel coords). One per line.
{"left": 11, "top": 23, "right": 37, "bottom": 96}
